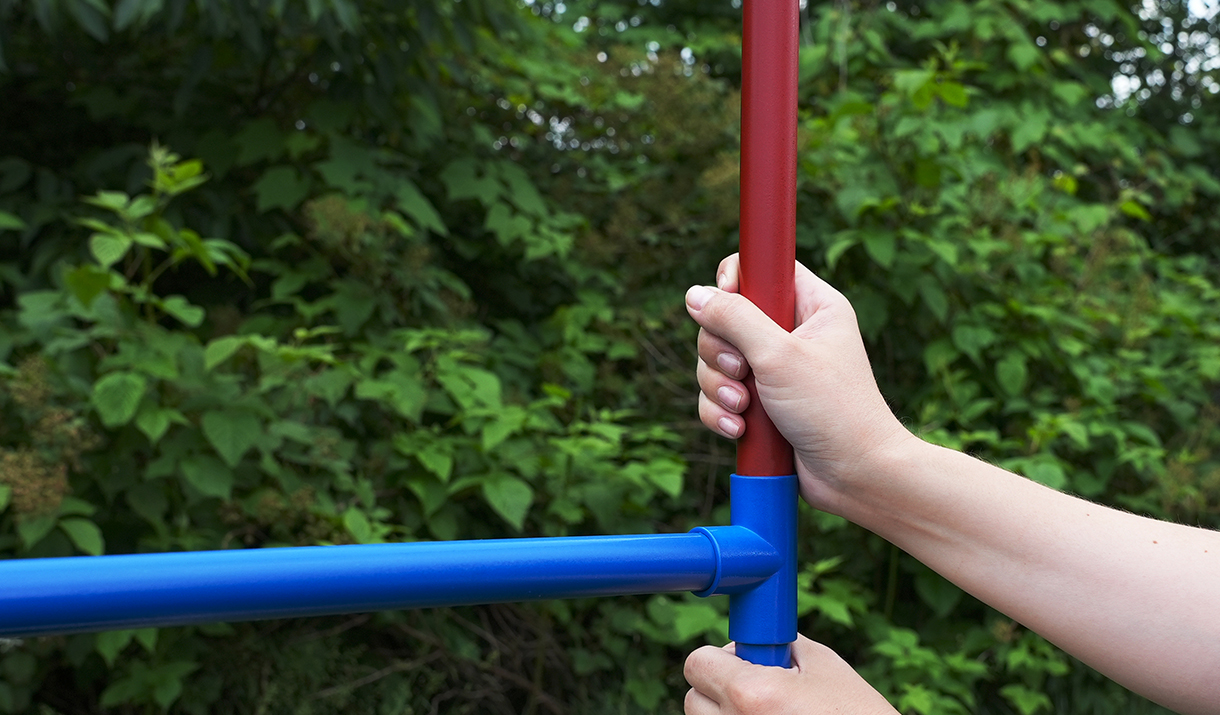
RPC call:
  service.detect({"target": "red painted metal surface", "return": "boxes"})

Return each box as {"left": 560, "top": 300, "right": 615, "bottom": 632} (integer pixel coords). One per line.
{"left": 737, "top": 0, "right": 798, "bottom": 477}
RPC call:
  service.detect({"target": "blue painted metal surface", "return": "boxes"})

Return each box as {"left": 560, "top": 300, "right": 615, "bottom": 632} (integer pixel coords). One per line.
{"left": 727, "top": 474, "right": 799, "bottom": 667}
{"left": 0, "top": 527, "right": 781, "bottom": 638}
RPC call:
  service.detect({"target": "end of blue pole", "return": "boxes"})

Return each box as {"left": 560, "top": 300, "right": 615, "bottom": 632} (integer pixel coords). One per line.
{"left": 727, "top": 474, "right": 798, "bottom": 668}
{"left": 735, "top": 643, "right": 792, "bottom": 668}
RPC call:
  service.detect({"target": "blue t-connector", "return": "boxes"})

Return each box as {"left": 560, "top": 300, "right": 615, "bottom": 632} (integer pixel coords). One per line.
{"left": 727, "top": 473, "right": 798, "bottom": 667}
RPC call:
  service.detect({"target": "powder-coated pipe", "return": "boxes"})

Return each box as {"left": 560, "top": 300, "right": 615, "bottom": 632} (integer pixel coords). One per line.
{"left": 728, "top": 474, "right": 798, "bottom": 667}
{"left": 737, "top": 0, "right": 798, "bottom": 478}
{"left": 734, "top": 0, "right": 800, "bottom": 668}
{"left": 0, "top": 527, "right": 780, "bottom": 638}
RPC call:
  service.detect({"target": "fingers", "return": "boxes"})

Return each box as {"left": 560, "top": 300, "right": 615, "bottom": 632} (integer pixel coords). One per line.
{"left": 683, "top": 644, "right": 745, "bottom": 703}
{"left": 685, "top": 285, "right": 791, "bottom": 376}
{"left": 715, "top": 254, "right": 850, "bottom": 332}
{"left": 716, "top": 253, "right": 741, "bottom": 293}
{"left": 792, "top": 264, "right": 855, "bottom": 331}
{"left": 684, "top": 686, "right": 719, "bottom": 715}
{"left": 687, "top": 282, "right": 783, "bottom": 441}
{"left": 788, "top": 635, "right": 903, "bottom": 714}
{"left": 686, "top": 643, "right": 796, "bottom": 715}
{"left": 696, "top": 329, "right": 751, "bottom": 439}
{"left": 696, "top": 314, "right": 752, "bottom": 439}
{"left": 686, "top": 637, "right": 901, "bottom": 715}
{"left": 789, "top": 634, "right": 841, "bottom": 672}
{"left": 699, "top": 390, "right": 743, "bottom": 439}
{"left": 698, "top": 328, "right": 748, "bottom": 380}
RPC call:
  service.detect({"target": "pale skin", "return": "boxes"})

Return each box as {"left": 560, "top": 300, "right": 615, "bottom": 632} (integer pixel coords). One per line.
{"left": 682, "top": 254, "right": 1220, "bottom": 715}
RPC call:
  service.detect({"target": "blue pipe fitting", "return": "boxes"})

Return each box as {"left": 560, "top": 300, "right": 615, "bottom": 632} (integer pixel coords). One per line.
{"left": 727, "top": 474, "right": 799, "bottom": 667}
{"left": 690, "top": 525, "right": 783, "bottom": 597}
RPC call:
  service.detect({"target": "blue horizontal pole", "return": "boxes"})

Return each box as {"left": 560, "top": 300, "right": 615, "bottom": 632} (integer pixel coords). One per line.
{"left": 0, "top": 527, "right": 780, "bottom": 638}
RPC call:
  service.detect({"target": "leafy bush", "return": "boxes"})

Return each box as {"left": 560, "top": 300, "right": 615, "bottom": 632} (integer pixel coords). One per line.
{"left": 2, "top": 0, "right": 1218, "bottom": 713}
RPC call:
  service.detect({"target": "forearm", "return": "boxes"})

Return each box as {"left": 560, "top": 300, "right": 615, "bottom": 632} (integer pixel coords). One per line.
{"left": 834, "top": 437, "right": 1220, "bottom": 715}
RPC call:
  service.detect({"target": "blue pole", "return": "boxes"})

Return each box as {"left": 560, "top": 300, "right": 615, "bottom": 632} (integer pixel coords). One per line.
{"left": 0, "top": 527, "right": 781, "bottom": 638}
{"left": 727, "top": 474, "right": 798, "bottom": 667}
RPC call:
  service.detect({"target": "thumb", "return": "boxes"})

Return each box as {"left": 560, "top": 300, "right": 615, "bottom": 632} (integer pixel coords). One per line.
{"left": 685, "top": 285, "right": 792, "bottom": 371}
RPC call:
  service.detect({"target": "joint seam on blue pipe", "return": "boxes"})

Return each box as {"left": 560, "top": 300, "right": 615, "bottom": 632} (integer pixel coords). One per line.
{"left": 690, "top": 525, "right": 783, "bottom": 598}
{"left": 691, "top": 526, "right": 725, "bottom": 597}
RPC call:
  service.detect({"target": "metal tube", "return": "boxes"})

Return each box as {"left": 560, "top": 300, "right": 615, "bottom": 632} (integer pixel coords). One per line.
{"left": 0, "top": 528, "right": 780, "bottom": 638}
{"left": 728, "top": 474, "right": 798, "bottom": 666}
{"left": 738, "top": 0, "right": 798, "bottom": 478}
{"left": 734, "top": 0, "right": 800, "bottom": 667}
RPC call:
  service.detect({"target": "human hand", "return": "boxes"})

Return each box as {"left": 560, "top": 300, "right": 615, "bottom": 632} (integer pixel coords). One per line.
{"left": 683, "top": 635, "right": 899, "bottom": 715}
{"left": 685, "top": 254, "right": 912, "bottom": 513}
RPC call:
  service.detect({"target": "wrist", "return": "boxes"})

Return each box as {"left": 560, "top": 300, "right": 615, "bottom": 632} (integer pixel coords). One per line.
{"left": 808, "top": 427, "right": 932, "bottom": 529}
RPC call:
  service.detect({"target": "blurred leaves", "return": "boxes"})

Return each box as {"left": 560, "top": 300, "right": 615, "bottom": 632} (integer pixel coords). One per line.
{"left": 1, "top": 0, "right": 1216, "bottom": 713}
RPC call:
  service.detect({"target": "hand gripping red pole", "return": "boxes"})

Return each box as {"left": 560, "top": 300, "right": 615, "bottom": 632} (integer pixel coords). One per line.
{"left": 728, "top": 0, "right": 799, "bottom": 668}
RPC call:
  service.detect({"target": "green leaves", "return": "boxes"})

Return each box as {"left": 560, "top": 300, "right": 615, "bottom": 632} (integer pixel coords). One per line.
{"left": 59, "top": 517, "right": 105, "bottom": 555}
{"left": 481, "top": 474, "right": 533, "bottom": 531}
{"left": 92, "top": 372, "right": 148, "bottom": 427}
{"left": 395, "top": 432, "right": 454, "bottom": 482}
{"left": 355, "top": 370, "right": 427, "bottom": 422}
{"left": 203, "top": 335, "right": 253, "bottom": 371}
{"left": 395, "top": 181, "right": 447, "bottom": 235}
{"left": 135, "top": 402, "right": 184, "bottom": 441}
{"left": 1006, "top": 42, "right": 1040, "bottom": 71}
{"left": 95, "top": 628, "right": 156, "bottom": 667}
{"left": 3, "top": 0, "right": 1219, "bottom": 711}
{"left": 180, "top": 455, "right": 234, "bottom": 500}
{"left": 0, "top": 210, "right": 26, "bottom": 231}
{"left": 160, "top": 296, "right": 204, "bottom": 327}
{"left": 950, "top": 324, "right": 997, "bottom": 364}
{"left": 435, "top": 358, "right": 501, "bottom": 411}
{"left": 63, "top": 264, "right": 112, "bottom": 307}
{"left": 100, "top": 659, "right": 199, "bottom": 710}
{"left": 995, "top": 352, "right": 1028, "bottom": 397}
{"left": 65, "top": 0, "right": 111, "bottom": 41}
{"left": 200, "top": 410, "right": 262, "bottom": 468}
{"left": 253, "top": 166, "right": 310, "bottom": 213}
{"left": 999, "top": 684, "right": 1052, "bottom": 715}
{"left": 112, "top": 0, "right": 162, "bottom": 31}
{"left": 89, "top": 232, "right": 133, "bottom": 269}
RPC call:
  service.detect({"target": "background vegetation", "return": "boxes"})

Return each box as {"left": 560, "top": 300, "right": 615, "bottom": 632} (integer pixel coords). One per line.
{"left": 1, "top": 0, "right": 1218, "bottom": 712}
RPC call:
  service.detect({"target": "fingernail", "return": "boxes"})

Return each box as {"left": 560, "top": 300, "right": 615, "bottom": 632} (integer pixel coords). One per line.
{"left": 717, "top": 353, "right": 743, "bottom": 376}
{"left": 716, "top": 273, "right": 727, "bottom": 289}
{"left": 717, "top": 416, "right": 741, "bottom": 438}
{"left": 686, "top": 285, "right": 714, "bottom": 311}
{"left": 717, "top": 385, "right": 742, "bottom": 411}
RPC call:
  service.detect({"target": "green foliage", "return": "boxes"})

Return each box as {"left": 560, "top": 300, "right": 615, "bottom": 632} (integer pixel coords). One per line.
{"left": 2, "top": 0, "right": 1218, "bottom": 712}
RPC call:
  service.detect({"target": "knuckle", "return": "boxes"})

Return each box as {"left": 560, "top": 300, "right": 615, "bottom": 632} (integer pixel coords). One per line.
{"left": 683, "top": 647, "right": 710, "bottom": 682}
{"left": 746, "top": 347, "right": 783, "bottom": 377}
{"left": 725, "top": 677, "right": 780, "bottom": 712}
{"left": 683, "top": 686, "right": 713, "bottom": 715}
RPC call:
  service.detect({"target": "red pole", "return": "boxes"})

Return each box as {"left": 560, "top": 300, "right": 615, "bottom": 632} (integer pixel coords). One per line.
{"left": 738, "top": 0, "right": 797, "bottom": 477}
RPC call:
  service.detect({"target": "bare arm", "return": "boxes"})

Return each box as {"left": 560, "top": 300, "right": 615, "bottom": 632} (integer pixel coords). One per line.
{"left": 685, "top": 254, "right": 1220, "bottom": 715}
{"left": 853, "top": 439, "right": 1220, "bottom": 715}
